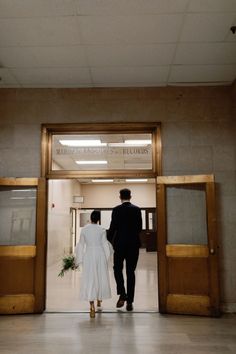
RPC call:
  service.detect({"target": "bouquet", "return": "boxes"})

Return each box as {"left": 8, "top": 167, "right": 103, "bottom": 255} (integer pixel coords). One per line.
{"left": 58, "top": 254, "right": 79, "bottom": 277}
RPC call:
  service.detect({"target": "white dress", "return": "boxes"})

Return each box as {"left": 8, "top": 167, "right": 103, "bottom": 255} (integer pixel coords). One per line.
{"left": 75, "top": 223, "right": 112, "bottom": 301}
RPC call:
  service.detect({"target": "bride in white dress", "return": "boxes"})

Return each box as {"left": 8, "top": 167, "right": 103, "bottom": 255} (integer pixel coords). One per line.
{"left": 75, "top": 210, "right": 112, "bottom": 317}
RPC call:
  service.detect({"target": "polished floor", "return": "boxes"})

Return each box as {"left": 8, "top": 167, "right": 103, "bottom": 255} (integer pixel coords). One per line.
{"left": 46, "top": 249, "right": 158, "bottom": 312}
{"left": 1, "top": 313, "right": 236, "bottom": 354}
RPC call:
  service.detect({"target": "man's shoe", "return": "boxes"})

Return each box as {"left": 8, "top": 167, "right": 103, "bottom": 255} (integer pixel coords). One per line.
{"left": 116, "top": 295, "right": 127, "bottom": 308}
{"left": 126, "top": 303, "right": 133, "bottom": 311}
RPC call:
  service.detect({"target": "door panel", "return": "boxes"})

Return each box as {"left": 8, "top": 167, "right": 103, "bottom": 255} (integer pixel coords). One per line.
{"left": 0, "top": 178, "right": 46, "bottom": 314}
{"left": 157, "top": 175, "right": 220, "bottom": 317}
{"left": 146, "top": 210, "right": 157, "bottom": 252}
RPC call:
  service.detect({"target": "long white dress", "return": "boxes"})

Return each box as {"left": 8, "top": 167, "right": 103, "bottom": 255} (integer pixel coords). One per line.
{"left": 75, "top": 223, "right": 112, "bottom": 301}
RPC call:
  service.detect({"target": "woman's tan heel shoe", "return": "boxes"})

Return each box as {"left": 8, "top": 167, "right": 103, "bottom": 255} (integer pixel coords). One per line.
{"left": 90, "top": 307, "right": 95, "bottom": 318}
{"left": 97, "top": 300, "right": 102, "bottom": 311}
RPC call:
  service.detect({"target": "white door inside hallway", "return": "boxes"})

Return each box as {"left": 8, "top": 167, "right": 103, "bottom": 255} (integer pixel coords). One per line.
{"left": 46, "top": 178, "right": 158, "bottom": 312}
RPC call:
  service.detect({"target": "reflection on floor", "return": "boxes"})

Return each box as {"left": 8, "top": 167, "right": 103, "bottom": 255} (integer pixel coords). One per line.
{"left": 46, "top": 249, "right": 158, "bottom": 312}
{"left": 2, "top": 313, "right": 236, "bottom": 354}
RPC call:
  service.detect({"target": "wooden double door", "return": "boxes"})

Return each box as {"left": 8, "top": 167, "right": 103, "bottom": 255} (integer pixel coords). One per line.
{"left": 0, "top": 175, "right": 220, "bottom": 316}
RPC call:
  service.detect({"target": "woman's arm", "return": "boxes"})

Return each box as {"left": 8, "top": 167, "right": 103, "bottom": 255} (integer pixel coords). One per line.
{"left": 75, "top": 231, "right": 85, "bottom": 266}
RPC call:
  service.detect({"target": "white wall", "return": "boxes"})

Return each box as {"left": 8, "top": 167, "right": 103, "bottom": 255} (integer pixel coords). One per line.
{"left": 47, "top": 179, "right": 82, "bottom": 265}
{"left": 81, "top": 183, "right": 156, "bottom": 208}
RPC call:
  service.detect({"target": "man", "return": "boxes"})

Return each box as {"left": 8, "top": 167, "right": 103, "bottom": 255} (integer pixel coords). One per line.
{"left": 108, "top": 188, "right": 142, "bottom": 311}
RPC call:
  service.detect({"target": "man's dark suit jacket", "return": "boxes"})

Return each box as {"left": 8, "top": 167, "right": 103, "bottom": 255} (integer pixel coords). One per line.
{"left": 108, "top": 202, "right": 142, "bottom": 250}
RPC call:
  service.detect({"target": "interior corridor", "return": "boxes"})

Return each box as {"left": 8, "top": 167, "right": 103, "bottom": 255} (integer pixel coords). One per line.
{"left": 46, "top": 249, "right": 158, "bottom": 312}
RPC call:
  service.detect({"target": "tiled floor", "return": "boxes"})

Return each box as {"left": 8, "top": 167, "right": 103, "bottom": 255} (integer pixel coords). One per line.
{"left": 46, "top": 249, "right": 158, "bottom": 312}
{"left": 1, "top": 313, "right": 236, "bottom": 354}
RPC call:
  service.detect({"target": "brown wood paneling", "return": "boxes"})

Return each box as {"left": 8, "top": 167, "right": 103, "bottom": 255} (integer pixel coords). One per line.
{"left": 167, "top": 294, "right": 210, "bottom": 316}
{"left": 206, "top": 182, "right": 220, "bottom": 316}
{"left": 0, "top": 258, "right": 34, "bottom": 294}
{"left": 0, "top": 245, "right": 36, "bottom": 257}
{"left": 157, "top": 175, "right": 214, "bottom": 184}
{"left": 168, "top": 257, "right": 209, "bottom": 295}
{"left": 0, "top": 295, "right": 35, "bottom": 314}
{"left": 0, "top": 178, "right": 38, "bottom": 186}
{"left": 34, "top": 178, "right": 47, "bottom": 313}
{"left": 47, "top": 170, "right": 157, "bottom": 179}
{"left": 157, "top": 183, "right": 167, "bottom": 313}
{"left": 166, "top": 245, "right": 209, "bottom": 258}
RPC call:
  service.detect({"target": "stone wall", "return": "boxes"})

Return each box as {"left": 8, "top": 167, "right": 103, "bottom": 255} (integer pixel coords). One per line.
{"left": 0, "top": 85, "right": 235, "bottom": 311}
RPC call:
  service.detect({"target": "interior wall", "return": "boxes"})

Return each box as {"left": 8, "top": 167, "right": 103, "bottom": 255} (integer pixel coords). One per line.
{"left": 81, "top": 183, "right": 156, "bottom": 208}
{"left": 47, "top": 179, "right": 82, "bottom": 265}
{"left": 0, "top": 85, "right": 235, "bottom": 312}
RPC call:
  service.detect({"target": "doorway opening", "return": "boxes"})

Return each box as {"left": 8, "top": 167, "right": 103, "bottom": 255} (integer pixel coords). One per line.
{"left": 46, "top": 177, "right": 158, "bottom": 312}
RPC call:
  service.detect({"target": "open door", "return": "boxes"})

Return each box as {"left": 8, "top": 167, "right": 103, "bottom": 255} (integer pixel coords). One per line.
{"left": 0, "top": 178, "right": 46, "bottom": 314}
{"left": 157, "top": 175, "right": 220, "bottom": 317}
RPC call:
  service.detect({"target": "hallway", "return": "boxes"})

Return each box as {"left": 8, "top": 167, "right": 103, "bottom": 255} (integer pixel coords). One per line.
{"left": 46, "top": 249, "right": 158, "bottom": 312}
{"left": 0, "top": 313, "right": 235, "bottom": 354}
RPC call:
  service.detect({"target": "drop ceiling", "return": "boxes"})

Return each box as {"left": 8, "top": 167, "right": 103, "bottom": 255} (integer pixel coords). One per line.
{"left": 0, "top": 0, "right": 236, "bottom": 88}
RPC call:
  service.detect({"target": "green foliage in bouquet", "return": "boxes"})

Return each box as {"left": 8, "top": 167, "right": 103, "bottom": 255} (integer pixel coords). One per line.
{"left": 58, "top": 255, "right": 78, "bottom": 277}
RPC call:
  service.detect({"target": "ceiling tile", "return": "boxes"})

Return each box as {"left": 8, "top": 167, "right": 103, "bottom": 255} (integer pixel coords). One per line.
{"left": 0, "top": 67, "right": 19, "bottom": 85}
{"left": 79, "top": 14, "right": 184, "bottom": 44}
{"left": 86, "top": 44, "right": 176, "bottom": 66}
{"left": 0, "top": 0, "right": 76, "bottom": 17}
{"left": 169, "top": 64, "right": 236, "bottom": 83}
{"left": 0, "top": 46, "right": 88, "bottom": 68}
{"left": 174, "top": 43, "right": 236, "bottom": 64}
{"left": 91, "top": 66, "right": 169, "bottom": 84}
{"left": 76, "top": 0, "right": 188, "bottom": 15}
{"left": 10, "top": 67, "right": 92, "bottom": 85}
{"left": 180, "top": 13, "right": 236, "bottom": 42}
{"left": 0, "top": 17, "right": 81, "bottom": 46}
{"left": 188, "top": 0, "right": 236, "bottom": 12}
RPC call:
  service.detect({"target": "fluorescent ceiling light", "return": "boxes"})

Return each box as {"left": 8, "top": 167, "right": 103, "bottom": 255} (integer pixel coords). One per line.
{"left": 76, "top": 160, "right": 108, "bottom": 165}
{"left": 92, "top": 179, "right": 114, "bottom": 183}
{"left": 108, "top": 140, "right": 152, "bottom": 147}
{"left": 59, "top": 140, "right": 107, "bottom": 147}
{"left": 126, "top": 179, "right": 148, "bottom": 182}
{"left": 124, "top": 140, "right": 151, "bottom": 146}
{"left": 11, "top": 197, "right": 36, "bottom": 199}
{"left": 108, "top": 143, "right": 128, "bottom": 147}
{"left": 12, "top": 189, "right": 35, "bottom": 192}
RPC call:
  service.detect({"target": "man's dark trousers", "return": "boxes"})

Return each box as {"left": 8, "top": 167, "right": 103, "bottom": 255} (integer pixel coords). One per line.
{"left": 114, "top": 246, "right": 139, "bottom": 303}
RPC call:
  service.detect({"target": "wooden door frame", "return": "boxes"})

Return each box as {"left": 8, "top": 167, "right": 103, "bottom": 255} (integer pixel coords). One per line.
{"left": 41, "top": 122, "right": 162, "bottom": 311}
{"left": 41, "top": 122, "right": 162, "bottom": 179}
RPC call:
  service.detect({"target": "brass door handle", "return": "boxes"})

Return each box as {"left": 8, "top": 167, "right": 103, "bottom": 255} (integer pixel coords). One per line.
{"left": 210, "top": 248, "right": 215, "bottom": 255}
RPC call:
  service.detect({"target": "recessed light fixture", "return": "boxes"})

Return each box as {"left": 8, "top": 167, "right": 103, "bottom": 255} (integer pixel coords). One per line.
{"left": 59, "top": 140, "right": 107, "bottom": 147}
{"left": 92, "top": 179, "right": 114, "bottom": 183}
{"left": 126, "top": 179, "right": 148, "bottom": 182}
{"left": 108, "top": 140, "right": 152, "bottom": 147}
{"left": 76, "top": 160, "right": 108, "bottom": 165}
{"left": 124, "top": 140, "right": 151, "bottom": 146}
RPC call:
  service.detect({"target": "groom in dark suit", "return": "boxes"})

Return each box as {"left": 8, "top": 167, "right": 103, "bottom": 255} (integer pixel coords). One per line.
{"left": 108, "top": 188, "right": 142, "bottom": 311}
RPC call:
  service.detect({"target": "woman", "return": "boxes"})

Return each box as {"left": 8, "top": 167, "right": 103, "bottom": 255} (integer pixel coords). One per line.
{"left": 75, "top": 210, "right": 112, "bottom": 318}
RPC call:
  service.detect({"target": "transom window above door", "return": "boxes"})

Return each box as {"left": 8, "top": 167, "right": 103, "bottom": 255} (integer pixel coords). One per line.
{"left": 42, "top": 123, "right": 161, "bottom": 178}
{"left": 52, "top": 133, "right": 152, "bottom": 171}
